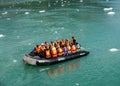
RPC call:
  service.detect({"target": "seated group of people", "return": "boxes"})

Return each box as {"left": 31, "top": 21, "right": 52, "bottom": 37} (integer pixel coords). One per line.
{"left": 31, "top": 36, "right": 81, "bottom": 59}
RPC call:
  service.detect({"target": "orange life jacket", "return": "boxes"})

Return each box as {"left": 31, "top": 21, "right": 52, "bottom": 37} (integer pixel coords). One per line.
{"left": 51, "top": 47, "right": 57, "bottom": 58}
{"left": 41, "top": 46, "right": 45, "bottom": 52}
{"left": 67, "top": 45, "right": 71, "bottom": 53}
{"left": 35, "top": 47, "right": 41, "bottom": 53}
{"left": 45, "top": 50, "right": 51, "bottom": 59}
{"left": 57, "top": 47, "right": 64, "bottom": 56}
{"left": 71, "top": 45, "right": 76, "bottom": 54}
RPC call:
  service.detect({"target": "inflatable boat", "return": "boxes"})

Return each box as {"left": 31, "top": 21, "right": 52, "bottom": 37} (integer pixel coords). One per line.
{"left": 23, "top": 50, "right": 89, "bottom": 66}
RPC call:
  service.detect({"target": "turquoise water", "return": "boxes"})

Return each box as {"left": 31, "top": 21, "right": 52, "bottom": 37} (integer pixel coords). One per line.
{"left": 0, "top": 0, "right": 120, "bottom": 86}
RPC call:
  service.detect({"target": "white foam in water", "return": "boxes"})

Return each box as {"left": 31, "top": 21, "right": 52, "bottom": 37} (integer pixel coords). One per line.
{"left": 61, "top": 4, "right": 64, "bottom": 7}
{"left": 2, "top": 11, "right": 8, "bottom": 15}
{"left": 13, "top": 60, "right": 17, "bottom": 63}
{"left": 109, "top": 48, "right": 119, "bottom": 52}
{"left": 107, "top": 11, "right": 115, "bottom": 15}
{"left": 24, "top": 12, "right": 29, "bottom": 15}
{"left": 0, "top": 34, "right": 5, "bottom": 38}
{"left": 39, "top": 10, "right": 45, "bottom": 13}
{"left": 80, "top": 0, "right": 83, "bottom": 2}
{"left": 54, "top": 31, "right": 58, "bottom": 34}
{"left": 17, "top": 36, "right": 20, "bottom": 39}
{"left": 103, "top": 7, "right": 113, "bottom": 11}
{"left": 75, "top": 83, "right": 79, "bottom": 86}
{"left": 39, "top": 68, "right": 50, "bottom": 72}
{"left": 76, "top": 9, "right": 80, "bottom": 12}
{"left": 28, "top": 43, "right": 32, "bottom": 45}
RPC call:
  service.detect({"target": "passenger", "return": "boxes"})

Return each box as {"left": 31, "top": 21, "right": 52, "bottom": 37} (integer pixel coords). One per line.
{"left": 76, "top": 42, "right": 80, "bottom": 51}
{"left": 40, "top": 43, "right": 46, "bottom": 58}
{"left": 55, "top": 40, "right": 60, "bottom": 49}
{"left": 51, "top": 45, "right": 58, "bottom": 58}
{"left": 65, "top": 39, "right": 70, "bottom": 46}
{"left": 63, "top": 45, "right": 68, "bottom": 56}
{"left": 67, "top": 45, "right": 71, "bottom": 55}
{"left": 44, "top": 41, "right": 49, "bottom": 48}
{"left": 60, "top": 39, "right": 65, "bottom": 48}
{"left": 60, "top": 41, "right": 62, "bottom": 48}
{"left": 71, "top": 44, "right": 77, "bottom": 54}
{"left": 71, "top": 36, "right": 77, "bottom": 45}
{"left": 50, "top": 41, "right": 55, "bottom": 48}
{"left": 45, "top": 48, "right": 51, "bottom": 59}
{"left": 49, "top": 44, "right": 52, "bottom": 51}
{"left": 41, "top": 43, "right": 46, "bottom": 52}
{"left": 57, "top": 47, "right": 64, "bottom": 56}
{"left": 34, "top": 45, "right": 41, "bottom": 56}
{"left": 30, "top": 45, "right": 37, "bottom": 56}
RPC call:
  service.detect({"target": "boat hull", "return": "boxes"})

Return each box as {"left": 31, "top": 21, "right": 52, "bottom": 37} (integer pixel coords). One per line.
{"left": 23, "top": 50, "right": 89, "bottom": 66}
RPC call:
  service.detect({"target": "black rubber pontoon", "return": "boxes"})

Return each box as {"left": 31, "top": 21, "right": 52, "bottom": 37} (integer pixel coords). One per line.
{"left": 23, "top": 50, "right": 89, "bottom": 66}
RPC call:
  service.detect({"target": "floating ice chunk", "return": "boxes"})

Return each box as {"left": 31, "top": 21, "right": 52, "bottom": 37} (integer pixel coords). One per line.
{"left": 75, "top": 83, "right": 79, "bottom": 86}
{"left": 39, "top": 10, "right": 45, "bottom": 13}
{"left": 109, "top": 48, "right": 119, "bottom": 52}
{"left": 13, "top": 60, "right": 17, "bottom": 63}
{"left": 24, "top": 12, "right": 29, "bottom": 15}
{"left": 0, "top": 34, "right": 5, "bottom": 38}
{"left": 2, "top": 11, "right": 8, "bottom": 15}
{"left": 6, "top": 18, "right": 11, "bottom": 20}
{"left": 104, "top": 7, "right": 113, "bottom": 11}
{"left": 107, "top": 11, "right": 115, "bottom": 15}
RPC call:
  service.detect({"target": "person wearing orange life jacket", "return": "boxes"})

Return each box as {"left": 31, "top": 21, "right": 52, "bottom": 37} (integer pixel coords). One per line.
{"left": 44, "top": 41, "right": 49, "bottom": 48}
{"left": 45, "top": 48, "right": 51, "bottom": 59}
{"left": 55, "top": 40, "right": 60, "bottom": 49}
{"left": 71, "top": 44, "right": 77, "bottom": 54}
{"left": 61, "top": 39, "right": 65, "bottom": 48}
{"left": 34, "top": 45, "right": 41, "bottom": 56}
{"left": 67, "top": 45, "right": 71, "bottom": 54}
{"left": 65, "top": 39, "right": 70, "bottom": 46}
{"left": 51, "top": 44, "right": 58, "bottom": 58}
{"left": 50, "top": 41, "right": 55, "bottom": 47}
{"left": 57, "top": 47, "right": 64, "bottom": 56}
{"left": 71, "top": 36, "right": 77, "bottom": 45}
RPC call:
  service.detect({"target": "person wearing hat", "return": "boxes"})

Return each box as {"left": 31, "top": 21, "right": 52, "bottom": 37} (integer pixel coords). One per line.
{"left": 40, "top": 43, "right": 46, "bottom": 58}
